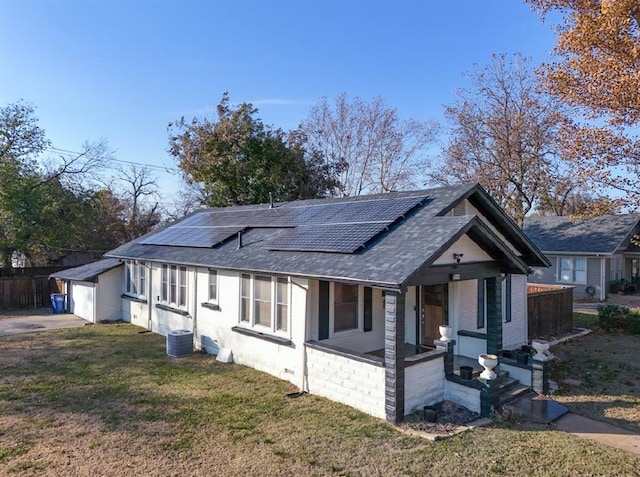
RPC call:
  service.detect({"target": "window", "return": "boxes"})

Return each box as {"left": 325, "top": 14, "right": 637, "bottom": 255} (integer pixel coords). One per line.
{"left": 124, "top": 260, "right": 146, "bottom": 298}
{"left": 558, "top": 257, "right": 586, "bottom": 284}
{"left": 334, "top": 283, "right": 359, "bottom": 332}
{"left": 239, "top": 274, "right": 290, "bottom": 334}
{"left": 208, "top": 269, "right": 218, "bottom": 302}
{"left": 160, "top": 264, "right": 189, "bottom": 309}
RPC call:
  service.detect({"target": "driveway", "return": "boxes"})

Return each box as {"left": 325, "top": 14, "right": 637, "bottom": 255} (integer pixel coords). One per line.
{"left": 574, "top": 294, "right": 640, "bottom": 314}
{"left": 0, "top": 308, "right": 87, "bottom": 336}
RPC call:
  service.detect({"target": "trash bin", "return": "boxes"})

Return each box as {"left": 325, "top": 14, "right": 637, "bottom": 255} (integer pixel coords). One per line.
{"left": 50, "top": 293, "right": 66, "bottom": 314}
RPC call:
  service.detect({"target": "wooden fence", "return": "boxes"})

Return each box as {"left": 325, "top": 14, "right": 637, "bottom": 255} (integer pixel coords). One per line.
{"left": 527, "top": 284, "right": 574, "bottom": 339}
{"left": 0, "top": 276, "right": 56, "bottom": 310}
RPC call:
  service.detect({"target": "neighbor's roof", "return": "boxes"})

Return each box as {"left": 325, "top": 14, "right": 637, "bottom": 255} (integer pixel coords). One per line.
{"left": 106, "top": 184, "right": 548, "bottom": 289}
{"left": 523, "top": 214, "right": 640, "bottom": 255}
{"left": 50, "top": 258, "right": 122, "bottom": 282}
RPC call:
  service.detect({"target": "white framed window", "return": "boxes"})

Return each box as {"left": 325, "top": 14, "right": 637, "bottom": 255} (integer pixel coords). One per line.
{"left": 238, "top": 274, "right": 290, "bottom": 334}
{"left": 208, "top": 269, "right": 218, "bottom": 303}
{"left": 558, "top": 257, "right": 587, "bottom": 284}
{"left": 124, "top": 260, "right": 146, "bottom": 298}
{"left": 333, "top": 282, "right": 359, "bottom": 332}
{"left": 161, "top": 264, "right": 188, "bottom": 309}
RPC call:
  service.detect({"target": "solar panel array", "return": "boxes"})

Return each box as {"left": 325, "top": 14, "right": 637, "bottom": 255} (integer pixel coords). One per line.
{"left": 140, "top": 195, "right": 428, "bottom": 252}
{"left": 139, "top": 226, "right": 244, "bottom": 248}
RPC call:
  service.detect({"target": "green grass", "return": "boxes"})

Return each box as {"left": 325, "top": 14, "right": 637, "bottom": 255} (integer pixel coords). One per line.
{"left": 0, "top": 324, "right": 638, "bottom": 476}
{"left": 573, "top": 312, "right": 599, "bottom": 329}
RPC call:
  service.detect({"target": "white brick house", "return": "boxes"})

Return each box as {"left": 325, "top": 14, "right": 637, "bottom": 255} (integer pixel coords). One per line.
{"left": 106, "top": 183, "right": 549, "bottom": 422}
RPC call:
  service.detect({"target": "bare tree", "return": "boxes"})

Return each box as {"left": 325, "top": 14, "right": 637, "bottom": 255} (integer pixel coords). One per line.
{"left": 433, "top": 54, "right": 586, "bottom": 226}
{"left": 111, "top": 165, "right": 161, "bottom": 240}
{"left": 298, "top": 93, "right": 439, "bottom": 196}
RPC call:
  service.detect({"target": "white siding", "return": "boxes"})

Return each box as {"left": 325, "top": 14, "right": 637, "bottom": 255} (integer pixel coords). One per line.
{"left": 404, "top": 286, "right": 418, "bottom": 345}
{"left": 503, "top": 274, "right": 527, "bottom": 348}
{"left": 70, "top": 282, "right": 95, "bottom": 322}
{"left": 305, "top": 346, "right": 386, "bottom": 419}
{"left": 404, "top": 358, "right": 445, "bottom": 413}
{"left": 432, "top": 234, "right": 492, "bottom": 265}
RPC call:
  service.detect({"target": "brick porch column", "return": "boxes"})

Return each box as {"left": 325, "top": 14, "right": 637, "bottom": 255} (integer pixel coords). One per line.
{"left": 485, "top": 277, "right": 503, "bottom": 356}
{"left": 384, "top": 290, "right": 405, "bottom": 424}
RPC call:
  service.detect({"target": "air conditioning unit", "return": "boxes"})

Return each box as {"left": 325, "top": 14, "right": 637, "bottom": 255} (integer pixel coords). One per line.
{"left": 166, "top": 329, "right": 193, "bottom": 358}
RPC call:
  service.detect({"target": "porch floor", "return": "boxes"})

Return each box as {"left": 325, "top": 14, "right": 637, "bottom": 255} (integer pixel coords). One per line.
{"left": 453, "top": 355, "right": 484, "bottom": 377}
{"left": 366, "top": 343, "right": 435, "bottom": 359}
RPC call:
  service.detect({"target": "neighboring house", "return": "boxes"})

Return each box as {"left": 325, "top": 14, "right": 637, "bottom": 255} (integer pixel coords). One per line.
{"left": 524, "top": 215, "right": 640, "bottom": 300}
{"left": 105, "top": 183, "right": 549, "bottom": 423}
{"left": 50, "top": 259, "right": 123, "bottom": 323}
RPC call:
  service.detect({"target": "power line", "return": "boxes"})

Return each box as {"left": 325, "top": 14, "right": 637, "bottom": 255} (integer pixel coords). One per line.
{"left": 46, "top": 146, "right": 174, "bottom": 173}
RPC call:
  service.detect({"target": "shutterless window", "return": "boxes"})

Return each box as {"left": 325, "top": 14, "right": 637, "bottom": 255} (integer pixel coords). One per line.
{"left": 276, "top": 277, "right": 288, "bottom": 332}
{"left": 169, "top": 266, "right": 177, "bottom": 304}
{"left": 240, "top": 274, "right": 250, "bottom": 322}
{"left": 161, "top": 265, "right": 168, "bottom": 302}
{"left": 208, "top": 269, "right": 218, "bottom": 302}
{"left": 334, "top": 283, "right": 358, "bottom": 332}
{"left": 124, "top": 260, "right": 145, "bottom": 297}
{"left": 559, "top": 257, "right": 586, "bottom": 284}
{"left": 254, "top": 275, "right": 272, "bottom": 327}
{"left": 178, "top": 266, "right": 187, "bottom": 307}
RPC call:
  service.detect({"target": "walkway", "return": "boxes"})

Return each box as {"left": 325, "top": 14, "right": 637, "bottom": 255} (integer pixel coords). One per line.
{"left": 554, "top": 413, "right": 640, "bottom": 457}
{"left": 0, "top": 308, "right": 86, "bottom": 336}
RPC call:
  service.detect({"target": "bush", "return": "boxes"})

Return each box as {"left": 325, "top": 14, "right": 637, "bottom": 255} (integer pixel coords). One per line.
{"left": 597, "top": 304, "right": 640, "bottom": 334}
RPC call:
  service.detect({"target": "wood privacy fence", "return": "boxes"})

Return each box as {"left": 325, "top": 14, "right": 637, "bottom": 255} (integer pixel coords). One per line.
{"left": 527, "top": 284, "right": 574, "bottom": 339}
{"left": 0, "top": 276, "right": 55, "bottom": 310}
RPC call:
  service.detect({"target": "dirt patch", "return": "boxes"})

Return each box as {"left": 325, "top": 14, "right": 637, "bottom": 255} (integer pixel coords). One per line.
{"left": 403, "top": 400, "right": 480, "bottom": 435}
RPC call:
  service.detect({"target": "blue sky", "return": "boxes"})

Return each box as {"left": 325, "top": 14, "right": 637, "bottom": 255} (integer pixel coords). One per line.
{"left": 0, "top": 0, "right": 557, "bottom": 203}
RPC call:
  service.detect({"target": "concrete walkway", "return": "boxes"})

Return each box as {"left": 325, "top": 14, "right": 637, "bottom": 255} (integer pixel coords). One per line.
{"left": 553, "top": 413, "right": 640, "bottom": 457}
{"left": 0, "top": 309, "right": 87, "bottom": 336}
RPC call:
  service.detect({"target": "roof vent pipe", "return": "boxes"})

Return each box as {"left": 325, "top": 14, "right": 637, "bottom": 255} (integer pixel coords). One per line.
{"left": 269, "top": 192, "right": 274, "bottom": 209}
{"left": 237, "top": 231, "right": 243, "bottom": 249}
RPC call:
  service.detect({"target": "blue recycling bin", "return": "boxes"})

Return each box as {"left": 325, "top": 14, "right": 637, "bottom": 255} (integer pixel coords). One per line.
{"left": 50, "top": 293, "right": 66, "bottom": 314}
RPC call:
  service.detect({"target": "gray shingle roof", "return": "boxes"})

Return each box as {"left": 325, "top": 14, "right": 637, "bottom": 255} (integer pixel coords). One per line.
{"left": 523, "top": 215, "right": 640, "bottom": 255}
{"left": 50, "top": 258, "right": 122, "bottom": 281}
{"left": 106, "top": 184, "right": 547, "bottom": 289}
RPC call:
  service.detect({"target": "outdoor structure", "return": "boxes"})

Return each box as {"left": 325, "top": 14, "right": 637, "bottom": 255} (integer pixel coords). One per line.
{"left": 50, "top": 259, "right": 123, "bottom": 323}
{"left": 105, "top": 183, "right": 550, "bottom": 423}
{"left": 524, "top": 215, "right": 640, "bottom": 300}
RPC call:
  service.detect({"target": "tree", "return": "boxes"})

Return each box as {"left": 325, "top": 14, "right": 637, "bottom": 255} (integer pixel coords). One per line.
{"left": 527, "top": 0, "right": 640, "bottom": 209}
{"left": 298, "top": 93, "right": 439, "bottom": 197}
{"left": 433, "top": 54, "right": 585, "bottom": 226}
{"left": 113, "top": 165, "right": 161, "bottom": 240}
{"left": 168, "top": 92, "right": 340, "bottom": 207}
{"left": 0, "top": 101, "right": 112, "bottom": 267}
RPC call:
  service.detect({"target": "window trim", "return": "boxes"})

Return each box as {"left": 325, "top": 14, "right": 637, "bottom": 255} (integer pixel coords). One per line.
{"left": 207, "top": 268, "right": 219, "bottom": 304}
{"left": 238, "top": 274, "right": 291, "bottom": 337}
{"left": 124, "top": 260, "right": 146, "bottom": 299}
{"left": 558, "top": 257, "right": 587, "bottom": 285}
{"left": 160, "top": 264, "right": 189, "bottom": 310}
{"left": 330, "top": 282, "right": 363, "bottom": 337}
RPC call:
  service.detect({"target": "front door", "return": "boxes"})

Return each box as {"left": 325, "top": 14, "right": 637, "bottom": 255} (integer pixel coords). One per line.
{"left": 422, "top": 284, "right": 448, "bottom": 346}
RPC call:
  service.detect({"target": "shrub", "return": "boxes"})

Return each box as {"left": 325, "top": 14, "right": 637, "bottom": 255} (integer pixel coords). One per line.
{"left": 597, "top": 304, "right": 640, "bottom": 334}
{"left": 597, "top": 304, "right": 629, "bottom": 331}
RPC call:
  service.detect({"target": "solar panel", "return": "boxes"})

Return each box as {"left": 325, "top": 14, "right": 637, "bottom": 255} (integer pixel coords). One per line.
{"left": 269, "top": 222, "right": 390, "bottom": 253}
{"left": 139, "top": 226, "right": 244, "bottom": 248}
{"left": 141, "top": 194, "right": 428, "bottom": 252}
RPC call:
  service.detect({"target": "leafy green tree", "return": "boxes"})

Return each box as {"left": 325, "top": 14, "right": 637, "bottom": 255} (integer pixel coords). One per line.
{"left": 168, "top": 92, "right": 340, "bottom": 207}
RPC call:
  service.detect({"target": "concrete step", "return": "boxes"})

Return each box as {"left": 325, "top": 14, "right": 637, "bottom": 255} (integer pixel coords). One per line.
{"left": 505, "top": 393, "right": 570, "bottom": 424}
{"left": 498, "top": 386, "right": 533, "bottom": 406}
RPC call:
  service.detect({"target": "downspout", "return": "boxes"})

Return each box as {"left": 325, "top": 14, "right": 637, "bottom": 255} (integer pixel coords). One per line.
{"left": 147, "top": 264, "right": 153, "bottom": 331}
{"left": 601, "top": 257, "right": 607, "bottom": 301}
{"left": 192, "top": 268, "right": 198, "bottom": 350}
{"left": 292, "top": 279, "right": 308, "bottom": 393}
{"left": 93, "top": 281, "right": 98, "bottom": 324}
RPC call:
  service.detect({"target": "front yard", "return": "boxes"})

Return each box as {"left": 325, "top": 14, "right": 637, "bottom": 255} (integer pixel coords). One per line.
{"left": 1, "top": 324, "right": 638, "bottom": 476}
{"left": 549, "top": 313, "right": 640, "bottom": 432}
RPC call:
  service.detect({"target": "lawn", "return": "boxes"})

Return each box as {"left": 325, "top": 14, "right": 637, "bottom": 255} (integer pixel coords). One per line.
{"left": 0, "top": 324, "right": 638, "bottom": 476}
{"left": 549, "top": 312, "right": 640, "bottom": 433}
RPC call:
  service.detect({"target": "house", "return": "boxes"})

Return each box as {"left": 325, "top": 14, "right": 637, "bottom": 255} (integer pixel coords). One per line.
{"left": 524, "top": 215, "right": 640, "bottom": 300}
{"left": 105, "top": 183, "right": 549, "bottom": 423}
{"left": 50, "top": 259, "right": 123, "bottom": 323}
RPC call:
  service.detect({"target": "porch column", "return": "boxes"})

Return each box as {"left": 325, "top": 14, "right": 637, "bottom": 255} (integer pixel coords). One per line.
{"left": 485, "top": 277, "right": 503, "bottom": 356}
{"left": 384, "top": 290, "right": 405, "bottom": 424}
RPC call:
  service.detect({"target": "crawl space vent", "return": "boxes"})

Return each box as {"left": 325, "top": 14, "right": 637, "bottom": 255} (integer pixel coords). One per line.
{"left": 166, "top": 329, "right": 194, "bottom": 358}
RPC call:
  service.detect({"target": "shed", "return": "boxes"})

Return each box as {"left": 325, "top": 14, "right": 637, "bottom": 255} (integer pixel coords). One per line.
{"left": 50, "top": 259, "right": 123, "bottom": 323}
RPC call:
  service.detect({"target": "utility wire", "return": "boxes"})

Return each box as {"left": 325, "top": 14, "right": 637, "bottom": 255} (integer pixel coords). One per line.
{"left": 46, "top": 146, "right": 173, "bottom": 173}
